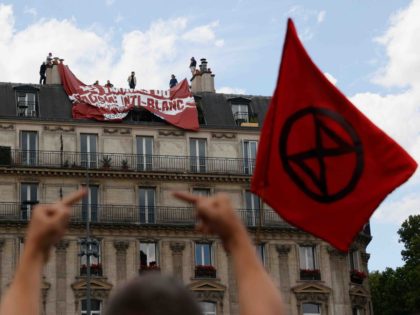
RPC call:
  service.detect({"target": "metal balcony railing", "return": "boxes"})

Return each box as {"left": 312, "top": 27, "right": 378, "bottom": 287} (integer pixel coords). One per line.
{"left": 0, "top": 149, "right": 256, "bottom": 176}
{"left": 0, "top": 203, "right": 288, "bottom": 228}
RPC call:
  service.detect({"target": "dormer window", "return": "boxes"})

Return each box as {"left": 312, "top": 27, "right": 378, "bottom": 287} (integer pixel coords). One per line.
{"left": 232, "top": 104, "right": 249, "bottom": 125}
{"left": 14, "top": 85, "right": 39, "bottom": 118}
{"left": 228, "top": 97, "right": 258, "bottom": 127}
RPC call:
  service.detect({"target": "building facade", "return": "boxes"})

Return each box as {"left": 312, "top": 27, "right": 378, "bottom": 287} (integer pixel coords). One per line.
{"left": 0, "top": 59, "right": 372, "bottom": 315}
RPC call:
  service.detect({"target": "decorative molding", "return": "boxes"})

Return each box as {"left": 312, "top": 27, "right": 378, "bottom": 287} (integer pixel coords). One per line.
{"left": 0, "top": 124, "right": 14, "bottom": 130}
{"left": 276, "top": 244, "right": 291, "bottom": 256}
{"left": 103, "top": 127, "right": 131, "bottom": 135}
{"left": 327, "top": 246, "right": 347, "bottom": 259}
{"left": 211, "top": 132, "right": 236, "bottom": 140}
{"left": 43, "top": 125, "right": 75, "bottom": 132}
{"left": 293, "top": 283, "right": 331, "bottom": 303}
{"left": 170, "top": 241, "right": 186, "bottom": 253}
{"left": 189, "top": 280, "right": 226, "bottom": 301}
{"left": 113, "top": 240, "right": 129, "bottom": 252}
{"left": 158, "top": 129, "right": 185, "bottom": 137}
{"left": 71, "top": 278, "right": 113, "bottom": 300}
{"left": 42, "top": 279, "right": 51, "bottom": 303}
{"left": 350, "top": 286, "right": 369, "bottom": 307}
{"left": 55, "top": 240, "right": 69, "bottom": 252}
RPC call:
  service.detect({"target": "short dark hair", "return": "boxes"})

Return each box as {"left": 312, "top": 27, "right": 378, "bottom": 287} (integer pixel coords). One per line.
{"left": 105, "top": 274, "right": 202, "bottom": 315}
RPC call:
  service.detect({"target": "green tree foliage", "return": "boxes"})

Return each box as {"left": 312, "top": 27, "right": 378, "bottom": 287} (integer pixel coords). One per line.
{"left": 370, "top": 215, "right": 420, "bottom": 315}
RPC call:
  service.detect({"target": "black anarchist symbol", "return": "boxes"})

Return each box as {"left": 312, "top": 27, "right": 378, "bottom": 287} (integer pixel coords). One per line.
{"left": 279, "top": 107, "right": 363, "bottom": 203}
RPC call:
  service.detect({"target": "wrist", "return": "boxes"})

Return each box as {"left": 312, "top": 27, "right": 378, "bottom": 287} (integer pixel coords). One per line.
{"left": 24, "top": 239, "right": 47, "bottom": 262}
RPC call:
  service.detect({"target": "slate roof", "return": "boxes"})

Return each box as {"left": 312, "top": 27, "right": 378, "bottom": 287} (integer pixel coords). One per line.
{"left": 0, "top": 82, "right": 271, "bottom": 130}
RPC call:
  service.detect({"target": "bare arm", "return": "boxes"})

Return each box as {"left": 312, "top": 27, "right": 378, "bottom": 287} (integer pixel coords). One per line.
{"left": 0, "top": 189, "right": 86, "bottom": 315}
{"left": 173, "top": 192, "right": 285, "bottom": 315}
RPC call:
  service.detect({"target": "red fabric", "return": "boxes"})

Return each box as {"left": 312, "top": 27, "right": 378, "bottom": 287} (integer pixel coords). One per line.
{"left": 58, "top": 64, "right": 199, "bottom": 131}
{"left": 251, "top": 19, "right": 417, "bottom": 252}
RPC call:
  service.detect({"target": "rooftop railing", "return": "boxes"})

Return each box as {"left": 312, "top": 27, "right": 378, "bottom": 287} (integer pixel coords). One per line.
{"left": 0, "top": 203, "right": 287, "bottom": 228}
{"left": 0, "top": 149, "right": 256, "bottom": 176}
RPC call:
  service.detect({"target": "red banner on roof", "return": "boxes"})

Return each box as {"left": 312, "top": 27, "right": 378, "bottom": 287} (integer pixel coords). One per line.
{"left": 58, "top": 63, "right": 199, "bottom": 131}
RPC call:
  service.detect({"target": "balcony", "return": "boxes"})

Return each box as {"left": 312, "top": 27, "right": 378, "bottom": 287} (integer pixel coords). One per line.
{"left": 80, "top": 264, "right": 103, "bottom": 277}
{"left": 0, "top": 149, "right": 255, "bottom": 176}
{"left": 195, "top": 265, "right": 217, "bottom": 278}
{"left": 0, "top": 203, "right": 289, "bottom": 228}
{"left": 300, "top": 269, "right": 321, "bottom": 281}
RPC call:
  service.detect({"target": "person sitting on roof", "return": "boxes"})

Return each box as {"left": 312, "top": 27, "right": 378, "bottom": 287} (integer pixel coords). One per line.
{"left": 105, "top": 80, "right": 114, "bottom": 88}
{"left": 169, "top": 74, "right": 178, "bottom": 88}
{"left": 93, "top": 80, "right": 99, "bottom": 86}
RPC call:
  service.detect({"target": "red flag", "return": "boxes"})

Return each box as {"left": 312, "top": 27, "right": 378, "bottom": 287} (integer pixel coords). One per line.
{"left": 251, "top": 19, "right": 417, "bottom": 252}
{"left": 58, "top": 64, "right": 199, "bottom": 131}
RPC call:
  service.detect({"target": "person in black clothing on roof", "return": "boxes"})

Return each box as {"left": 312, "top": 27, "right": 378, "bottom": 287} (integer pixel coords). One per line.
{"left": 169, "top": 74, "right": 178, "bottom": 88}
{"left": 189, "top": 57, "right": 197, "bottom": 75}
{"left": 127, "top": 71, "right": 137, "bottom": 89}
{"left": 39, "top": 62, "right": 47, "bottom": 85}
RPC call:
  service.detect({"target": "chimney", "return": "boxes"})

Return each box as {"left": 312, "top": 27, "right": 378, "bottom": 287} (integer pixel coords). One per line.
{"left": 191, "top": 58, "right": 215, "bottom": 93}
{"left": 46, "top": 58, "right": 63, "bottom": 85}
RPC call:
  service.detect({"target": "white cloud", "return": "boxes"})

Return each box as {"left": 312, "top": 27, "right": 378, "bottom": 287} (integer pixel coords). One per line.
{"left": 324, "top": 72, "right": 337, "bottom": 85}
{"left": 349, "top": 0, "right": 420, "bottom": 223}
{"left": 317, "top": 10, "right": 326, "bottom": 23}
{"left": 182, "top": 20, "right": 222, "bottom": 46}
{"left": 0, "top": 5, "right": 224, "bottom": 90}
{"left": 105, "top": 0, "right": 115, "bottom": 6}
{"left": 217, "top": 86, "right": 246, "bottom": 94}
{"left": 23, "top": 6, "right": 37, "bottom": 18}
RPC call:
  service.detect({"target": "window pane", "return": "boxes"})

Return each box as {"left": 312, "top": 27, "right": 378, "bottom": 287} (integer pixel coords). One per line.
{"left": 195, "top": 243, "right": 212, "bottom": 265}
{"left": 200, "top": 301, "right": 216, "bottom": 315}
{"left": 140, "top": 242, "right": 157, "bottom": 266}
{"left": 192, "top": 188, "right": 210, "bottom": 196}
{"left": 300, "top": 246, "right": 315, "bottom": 269}
{"left": 302, "top": 303, "right": 321, "bottom": 315}
{"left": 256, "top": 244, "right": 265, "bottom": 263}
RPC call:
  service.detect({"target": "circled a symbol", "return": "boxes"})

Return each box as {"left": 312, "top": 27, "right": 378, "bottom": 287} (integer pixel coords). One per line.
{"left": 279, "top": 107, "right": 363, "bottom": 203}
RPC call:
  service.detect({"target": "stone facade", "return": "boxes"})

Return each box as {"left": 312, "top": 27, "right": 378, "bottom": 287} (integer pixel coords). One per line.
{"left": 0, "top": 87, "right": 373, "bottom": 315}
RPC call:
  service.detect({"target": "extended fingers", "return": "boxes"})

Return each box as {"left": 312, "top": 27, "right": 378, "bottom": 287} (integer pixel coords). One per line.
{"left": 61, "top": 188, "right": 87, "bottom": 206}
{"left": 172, "top": 191, "right": 200, "bottom": 204}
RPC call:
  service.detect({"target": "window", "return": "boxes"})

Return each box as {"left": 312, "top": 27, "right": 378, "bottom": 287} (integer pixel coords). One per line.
{"left": 139, "top": 242, "right": 158, "bottom": 270}
{"left": 195, "top": 243, "right": 212, "bottom": 266}
{"left": 20, "top": 131, "right": 38, "bottom": 166}
{"left": 80, "top": 238, "right": 101, "bottom": 276}
{"left": 190, "top": 138, "right": 206, "bottom": 172}
{"left": 20, "top": 183, "right": 38, "bottom": 220}
{"left": 352, "top": 307, "right": 363, "bottom": 315}
{"left": 199, "top": 301, "right": 217, "bottom": 315}
{"left": 80, "top": 134, "right": 97, "bottom": 168}
{"left": 256, "top": 243, "right": 265, "bottom": 264}
{"left": 232, "top": 104, "right": 249, "bottom": 125}
{"left": 82, "top": 185, "right": 99, "bottom": 222}
{"left": 139, "top": 188, "right": 155, "bottom": 223}
{"left": 243, "top": 140, "right": 257, "bottom": 174}
{"left": 349, "top": 250, "right": 360, "bottom": 270}
{"left": 302, "top": 303, "right": 321, "bottom": 315}
{"left": 136, "top": 136, "right": 153, "bottom": 171}
{"left": 192, "top": 188, "right": 210, "bottom": 196}
{"left": 81, "top": 299, "right": 101, "bottom": 315}
{"left": 16, "top": 91, "right": 37, "bottom": 117}
{"left": 245, "top": 191, "right": 261, "bottom": 226}
{"left": 299, "top": 245, "right": 320, "bottom": 280}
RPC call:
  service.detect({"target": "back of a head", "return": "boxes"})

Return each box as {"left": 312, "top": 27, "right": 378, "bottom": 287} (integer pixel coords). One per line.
{"left": 105, "top": 274, "right": 202, "bottom": 315}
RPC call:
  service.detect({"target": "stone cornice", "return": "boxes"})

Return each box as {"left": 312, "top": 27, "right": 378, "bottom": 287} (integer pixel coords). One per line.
{"left": 0, "top": 167, "right": 251, "bottom": 183}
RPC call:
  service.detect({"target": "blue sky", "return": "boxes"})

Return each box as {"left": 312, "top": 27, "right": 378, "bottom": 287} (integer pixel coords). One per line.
{"left": 0, "top": 0, "right": 419, "bottom": 271}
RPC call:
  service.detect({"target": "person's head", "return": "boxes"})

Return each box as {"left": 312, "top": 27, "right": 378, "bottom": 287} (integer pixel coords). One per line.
{"left": 42, "top": 62, "right": 46, "bottom": 65}
{"left": 48, "top": 52, "right": 52, "bottom": 56}
{"left": 105, "top": 274, "right": 202, "bottom": 315}
{"left": 131, "top": 71, "right": 135, "bottom": 75}
{"left": 171, "top": 74, "right": 176, "bottom": 79}
{"left": 191, "top": 57, "right": 195, "bottom": 60}
{"left": 107, "top": 80, "right": 111, "bottom": 84}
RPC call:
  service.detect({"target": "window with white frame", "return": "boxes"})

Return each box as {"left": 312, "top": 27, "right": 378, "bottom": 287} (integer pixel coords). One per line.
{"left": 189, "top": 138, "right": 207, "bottom": 173}
{"left": 20, "top": 183, "right": 38, "bottom": 220}
{"left": 245, "top": 190, "right": 261, "bottom": 226}
{"left": 299, "top": 245, "right": 317, "bottom": 270}
{"left": 302, "top": 303, "right": 321, "bottom": 315}
{"left": 81, "top": 299, "right": 101, "bottom": 315}
{"left": 232, "top": 104, "right": 249, "bottom": 125}
{"left": 20, "top": 131, "right": 38, "bottom": 166}
{"left": 136, "top": 136, "right": 153, "bottom": 171}
{"left": 243, "top": 140, "right": 257, "bottom": 174}
{"left": 80, "top": 134, "right": 98, "bottom": 168}
{"left": 349, "top": 250, "right": 360, "bottom": 271}
{"left": 195, "top": 243, "right": 212, "bottom": 266}
{"left": 139, "top": 187, "right": 155, "bottom": 223}
{"left": 82, "top": 185, "right": 99, "bottom": 222}
{"left": 17, "top": 92, "right": 37, "bottom": 117}
{"left": 199, "top": 301, "right": 217, "bottom": 315}
{"left": 140, "top": 242, "right": 158, "bottom": 269}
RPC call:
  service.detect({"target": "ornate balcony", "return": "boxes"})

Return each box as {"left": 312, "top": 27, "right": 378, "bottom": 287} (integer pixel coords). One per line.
{"left": 0, "top": 149, "right": 255, "bottom": 176}
{"left": 0, "top": 203, "right": 289, "bottom": 228}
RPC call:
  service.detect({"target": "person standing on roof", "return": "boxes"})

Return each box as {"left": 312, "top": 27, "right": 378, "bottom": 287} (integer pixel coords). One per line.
{"left": 189, "top": 57, "right": 197, "bottom": 75}
{"left": 46, "top": 53, "right": 53, "bottom": 66}
{"left": 39, "top": 62, "right": 47, "bottom": 85}
{"left": 105, "top": 80, "right": 114, "bottom": 88}
{"left": 127, "top": 71, "right": 137, "bottom": 89}
{"left": 169, "top": 74, "right": 178, "bottom": 88}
